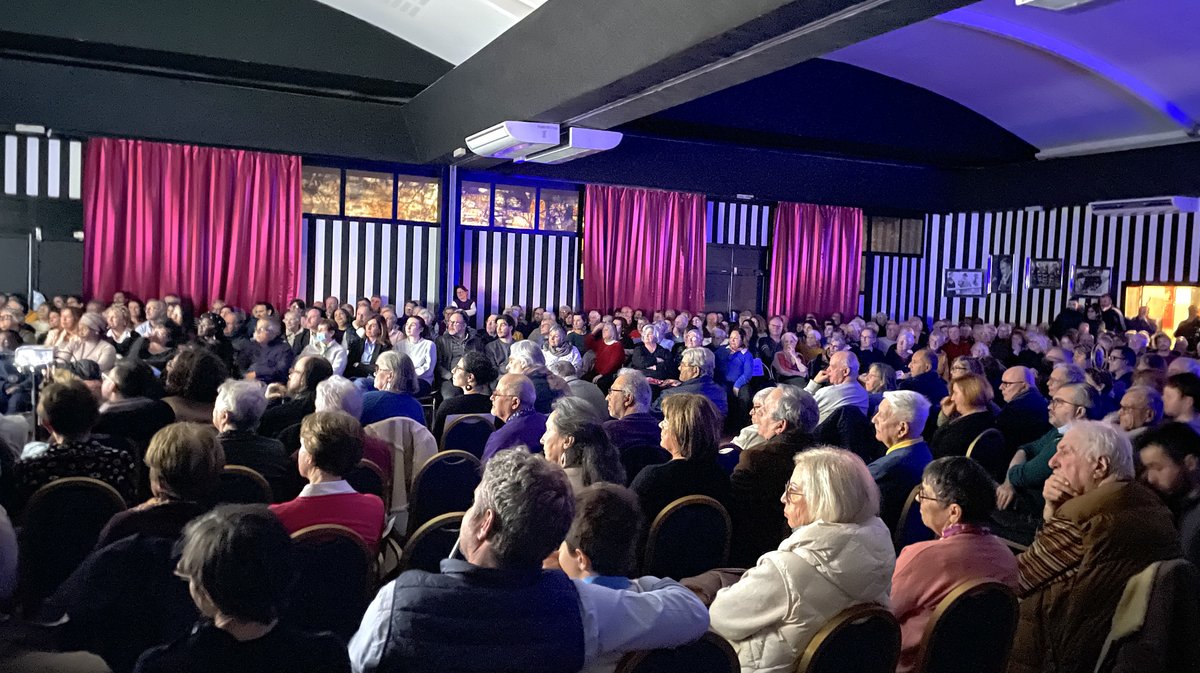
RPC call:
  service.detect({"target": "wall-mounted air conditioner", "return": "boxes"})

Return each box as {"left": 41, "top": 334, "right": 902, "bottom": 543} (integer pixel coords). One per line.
{"left": 1087, "top": 196, "right": 1200, "bottom": 217}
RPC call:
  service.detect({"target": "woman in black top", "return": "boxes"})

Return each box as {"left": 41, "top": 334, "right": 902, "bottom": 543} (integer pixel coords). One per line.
{"left": 630, "top": 393, "right": 731, "bottom": 520}
{"left": 930, "top": 373, "right": 996, "bottom": 459}
{"left": 196, "top": 312, "right": 237, "bottom": 376}
{"left": 431, "top": 351, "right": 497, "bottom": 442}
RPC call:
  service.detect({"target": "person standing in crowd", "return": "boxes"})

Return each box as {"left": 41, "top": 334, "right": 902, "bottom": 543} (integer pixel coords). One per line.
{"left": 1098, "top": 293, "right": 1126, "bottom": 333}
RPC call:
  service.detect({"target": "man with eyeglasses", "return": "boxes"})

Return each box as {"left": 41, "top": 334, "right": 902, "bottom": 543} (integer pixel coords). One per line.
{"left": 1106, "top": 346, "right": 1136, "bottom": 400}
{"left": 435, "top": 310, "right": 482, "bottom": 400}
{"left": 1118, "top": 385, "right": 1163, "bottom": 441}
{"left": 602, "top": 369, "right": 668, "bottom": 483}
{"left": 995, "top": 366, "right": 1050, "bottom": 454}
{"left": 481, "top": 373, "right": 546, "bottom": 463}
{"left": 994, "top": 383, "right": 1097, "bottom": 544}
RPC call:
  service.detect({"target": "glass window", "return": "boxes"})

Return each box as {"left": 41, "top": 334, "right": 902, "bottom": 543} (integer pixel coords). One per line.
{"left": 301, "top": 165, "right": 341, "bottom": 215}
{"left": 396, "top": 175, "right": 440, "bottom": 223}
{"left": 494, "top": 184, "right": 536, "bottom": 229}
{"left": 460, "top": 181, "right": 492, "bottom": 227}
{"left": 344, "top": 170, "right": 394, "bottom": 219}
{"left": 538, "top": 188, "right": 580, "bottom": 232}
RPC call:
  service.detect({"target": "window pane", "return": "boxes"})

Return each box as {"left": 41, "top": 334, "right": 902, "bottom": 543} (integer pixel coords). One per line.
{"left": 860, "top": 257, "right": 867, "bottom": 293}
{"left": 538, "top": 188, "right": 579, "bottom": 232}
{"left": 870, "top": 217, "right": 901, "bottom": 253}
{"left": 901, "top": 218, "right": 924, "bottom": 255}
{"left": 460, "top": 181, "right": 492, "bottom": 227}
{"left": 345, "top": 170, "right": 394, "bottom": 219}
{"left": 396, "top": 175, "right": 440, "bottom": 223}
{"left": 495, "top": 184, "right": 536, "bottom": 229}
{"left": 301, "top": 166, "right": 341, "bottom": 215}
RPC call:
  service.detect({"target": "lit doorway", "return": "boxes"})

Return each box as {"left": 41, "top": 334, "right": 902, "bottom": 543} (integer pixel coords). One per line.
{"left": 1124, "top": 285, "right": 1200, "bottom": 336}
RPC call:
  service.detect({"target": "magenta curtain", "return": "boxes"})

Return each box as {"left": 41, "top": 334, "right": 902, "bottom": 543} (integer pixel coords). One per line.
{"left": 767, "top": 202, "right": 863, "bottom": 319}
{"left": 83, "top": 137, "right": 302, "bottom": 311}
{"left": 583, "top": 185, "right": 707, "bottom": 313}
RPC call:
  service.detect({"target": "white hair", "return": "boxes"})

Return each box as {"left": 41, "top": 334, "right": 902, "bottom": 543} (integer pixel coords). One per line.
{"left": 1068, "top": 420, "right": 1135, "bottom": 480}
{"left": 881, "top": 390, "right": 930, "bottom": 437}
{"left": 1168, "top": 357, "right": 1200, "bottom": 378}
{"left": 616, "top": 368, "right": 652, "bottom": 410}
{"left": 792, "top": 447, "right": 879, "bottom": 523}
{"left": 681, "top": 347, "right": 715, "bottom": 377}
{"left": 770, "top": 384, "right": 819, "bottom": 434}
{"left": 214, "top": 379, "right": 268, "bottom": 430}
{"left": 315, "top": 375, "right": 363, "bottom": 419}
{"left": 508, "top": 340, "right": 546, "bottom": 371}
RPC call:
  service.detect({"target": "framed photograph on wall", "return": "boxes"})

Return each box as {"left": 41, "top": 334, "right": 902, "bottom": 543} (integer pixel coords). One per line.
{"left": 1072, "top": 266, "right": 1111, "bottom": 297}
{"left": 1029, "top": 258, "right": 1064, "bottom": 290}
{"left": 990, "top": 254, "right": 1014, "bottom": 294}
{"left": 944, "top": 269, "right": 986, "bottom": 298}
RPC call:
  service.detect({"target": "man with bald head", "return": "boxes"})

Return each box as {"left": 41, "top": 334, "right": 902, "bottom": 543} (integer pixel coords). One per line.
{"left": 1119, "top": 385, "right": 1163, "bottom": 441}
{"left": 995, "top": 366, "right": 1051, "bottom": 453}
{"left": 481, "top": 373, "right": 547, "bottom": 463}
{"left": 804, "top": 350, "right": 868, "bottom": 424}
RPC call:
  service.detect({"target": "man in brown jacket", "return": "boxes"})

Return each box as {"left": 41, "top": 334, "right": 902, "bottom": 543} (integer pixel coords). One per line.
{"left": 1010, "top": 420, "right": 1181, "bottom": 673}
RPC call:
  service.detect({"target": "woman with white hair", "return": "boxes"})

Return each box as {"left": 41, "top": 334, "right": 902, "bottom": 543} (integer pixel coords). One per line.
{"left": 630, "top": 321, "right": 671, "bottom": 383}
{"left": 709, "top": 447, "right": 894, "bottom": 673}
{"left": 315, "top": 375, "right": 392, "bottom": 475}
{"left": 66, "top": 311, "right": 117, "bottom": 373}
{"left": 361, "top": 351, "right": 424, "bottom": 426}
{"left": 542, "top": 323, "right": 582, "bottom": 376}
{"left": 507, "top": 340, "right": 569, "bottom": 413}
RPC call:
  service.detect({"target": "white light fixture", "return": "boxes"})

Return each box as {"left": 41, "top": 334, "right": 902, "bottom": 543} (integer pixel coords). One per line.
{"left": 524, "top": 127, "right": 623, "bottom": 164}
{"left": 465, "top": 121, "right": 560, "bottom": 160}
{"left": 1015, "top": 0, "right": 1100, "bottom": 10}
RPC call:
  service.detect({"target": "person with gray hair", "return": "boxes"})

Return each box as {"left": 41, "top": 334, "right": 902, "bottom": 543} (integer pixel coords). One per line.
{"left": 543, "top": 324, "right": 582, "bottom": 377}
{"left": 1118, "top": 384, "right": 1163, "bottom": 440}
{"left": 481, "top": 373, "right": 547, "bottom": 463}
{"left": 549, "top": 360, "right": 609, "bottom": 422}
{"left": 1047, "top": 362, "right": 1087, "bottom": 397}
{"left": 348, "top": 449, "right": 709, "bottom": 673}
{"left": 507, "top": 339, "right": 569, "bottom": 413}
{"left": 315, "top": 374, "right": 394, "bottom": 477}
{"left": 212, "top": 379, "right": 291, "bottom": 501}
{"left": 1010, "top": 420, "right": 1179, "bottom": 673}
{"left": 601, "top": 368, "right": 665, "bottom": 481}
{"left": 361, "top": 351, "right": 424, "bottom": 426}
{"left": 867, "top": 390, "right": 934, "bottom": 532}
{"left": 652, "top": 346, "right": 728, "bottom": 418}
{"left": 239, "top": 315, "right": 295, "bottom": 385}
{"left": 728, "top": 384, "right": 820, "bottom": 566}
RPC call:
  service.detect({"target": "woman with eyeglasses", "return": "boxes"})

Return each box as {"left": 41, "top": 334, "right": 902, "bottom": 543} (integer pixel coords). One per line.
{"left": 709, "top": 447, "right": 894, "bottom": 673}
{"left": 890, "top": 456, "right": 1018, "bottom": 673}
{"left": 431, "top": 351, "right": 498, "bottom": 441}
{"left": 930, "top": 373, "right": 997, "bottom": 459}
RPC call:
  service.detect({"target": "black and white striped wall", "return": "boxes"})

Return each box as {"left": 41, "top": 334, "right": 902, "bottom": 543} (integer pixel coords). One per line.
{"left": 866, "top": 207, "right": 1200, "bottom": 326}
{"left": 1, "top": 132, "right": 84, "bottom": 200}
{"left": 300, "top": 217, "right": 440, "bottom": 309}
{"left": 707, "top": 199, "right": 772, "bottom": 246}
{"left": 458, "top": 228, "right": 579, "bottom": 327}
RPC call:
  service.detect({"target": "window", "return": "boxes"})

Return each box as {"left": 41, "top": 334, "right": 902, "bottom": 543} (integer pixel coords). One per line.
{"left": 301, "top": 166, "right": 341, "bottom": 215}
{"left": 539, "top": 188, "right": 580, "bottom": 232}
{"left": 867, "top": 216, "right": 924, "bottom": 256}
{"left": 344, "top": 170, "right": 394, "bottom": 219}
{"left": 396, "top": 175, "right": 440, "bottom": 223}
{"left": 460, "top": 181, "right": 492, "bottom": 227}
{"left": 494, "top": 184, "right": 536, "bottom": 229}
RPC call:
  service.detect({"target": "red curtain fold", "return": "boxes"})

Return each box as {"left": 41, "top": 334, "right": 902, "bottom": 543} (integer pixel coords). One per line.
{"left": 767, "top": 202, "right": 863, "bottom": 319}
{"left": 83, "top": 137, "right": 302, "bottom": 311}
{"left": 583, "top": 184, "right": 707, "bottom": 313}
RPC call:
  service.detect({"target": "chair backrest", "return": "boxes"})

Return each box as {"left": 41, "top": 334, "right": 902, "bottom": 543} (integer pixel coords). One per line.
{"left": 967, "top": 428, "right": 1010, "bottom": 484}
{"left": 616, "top": 631, "right": 740, "bottom": 673}
{"left": 914, "top": 579, "right": 1019, "bottom": 673}
{"left": 1094, "top": 558, "right": 1200, "bottom": 673}
{"left": 813, "top": 405, "right": 883, "bottom": 464}
{"left": 398, "top": 512, "right": 465, "bottom": 574}
{"left": 346, "top": 459, "right": 388, "bottom": 504}
{"left": 643, "top": 495, "right": 731, "bottom": 580}
{"left": 795, "top": 604, "right": 900, "bottom": 673}
{"left": 894, "top": 484, "right": 934, "bottom": 551}
{"left": 364, "top": 416, "right": 439, "bottom": 530}
{"left": 17, "top": 477, "right": 128, "bottom": 613}
{"left": 717, "top": 443, "right": 741, "bottom": 475}
{"left": 406, "top": 450, "right": 482, "bottom": 536}
{"left": 440, "top": 413, "right": 496, "bottom": 458}
{"left": 287, "top": 524, "right": 375, "bottom": 641}
{"left": 216, "top": 465, "right": 273, "bottom": 504}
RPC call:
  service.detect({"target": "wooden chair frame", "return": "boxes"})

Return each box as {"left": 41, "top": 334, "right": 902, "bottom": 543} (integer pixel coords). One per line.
{"left": 643, "top": 495, "right": 731, "bottom": 575}
{"left": 355, "top": 458, "right": 390, "bottom": 509}
{"left": 22, "top": 476, "right": 127, "bottom": 521}
{"left": 615, "top": 631, "right": 740, "bottom": 673}
{"left": 913, "top": 578, "right": 1019, "bottom": 673}
{"left": 220, "top": 464, "right": 273, "bottom": 503}
{"left": 893, "top": 484, "right": 925, "bottom": 550}
{"left": 398, "top": 511, "right": 465, "bottom": 573}
{"left": 794, "top": 603, "right": 900, "bottom": 673}
{"left": 291, "top": 523, "right": 375, "bottom": 592}
{"left": 406, "top": 450, "right": 481, "bottom": 535}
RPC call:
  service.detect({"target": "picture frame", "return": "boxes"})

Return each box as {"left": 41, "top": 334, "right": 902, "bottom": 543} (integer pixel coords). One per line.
{"left": 1072, "top": 266, "right": 1112, "bottom": 297}
{"left": 943, "top": 268, "right": 986, "bottom": 298}
{"left": 1029, "top": 258, "right": 1064, "bottom": 290}
{"left": 990, "top": 254, "right": 1014, "bottom": 294}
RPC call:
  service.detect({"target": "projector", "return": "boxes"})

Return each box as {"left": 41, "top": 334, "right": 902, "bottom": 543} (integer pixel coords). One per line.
{"left": 465, "top": 121, "right": 560, "bottom": 160}
{"left": 1016, "top": 0, "right": 1099, "bottom": 10}
{"left": 524, "top": 128, "right": 623, "bottom": 164}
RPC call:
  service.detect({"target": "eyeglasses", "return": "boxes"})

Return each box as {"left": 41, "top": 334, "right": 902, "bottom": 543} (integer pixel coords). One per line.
{"left": 607, "top": 387, "right": 629, "bottom": 396}
{"left": 783, "top": 482, "right": 805, "bottom": 502}
{"left": 489, "top": 392, "right": 517, "bottom": 401}
{"left": 1049, "top": 398, "right": 1080, "bottom": 408}
{"left": 915, "top": 490, "right": 943, "bottom": 503}
{"left": 998, "top": 380, "right": 1022, "bottom": 387}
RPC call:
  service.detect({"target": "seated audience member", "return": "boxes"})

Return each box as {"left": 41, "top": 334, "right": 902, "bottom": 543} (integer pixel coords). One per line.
{"left": 506, "top": 340, "right": 569, "bottom": 414}
{"left": 730, "top": 385, "right": 819, "bottom": 567}
{"left": 731, "top": 387, "right": 774, "bottom": 452}
{"left": 1119, "top": 384, "right": 1163, "bottom": 441}
{"left": 345, "top": 315, "right": 390, "bottom": 380}
{"left": 394, "top": 315, "right": 436, "bottom": 397}
{"left": 862, "top": 362, "right": 897, "bottom": 419}
{"left": 630, "top": 393, "right": 731, "bottom": 520}
{"left": 867, "top": 390, "right": 933, "bottom": 531}
{"left": 196, "top": 312, "right": 237, "bottom": 376}
{"left": 348, "top": 449, "right": 708, "bottom": 673}
{"left": 1135, "top": 422, "right": 1200, "bottom": 566}
{"left": 45, "top": 304, "right": 80, "bottom": 349}
{"left": 9, "top": 380, "right": 137, "bottom": 510}
{"left": 270, "top": 411, "right": 385, "bottom": 551}
{"left": 238, "top": 316, "right": 295, "bottom": 385}
{"left": 544, "top": 324, "right": 583, "bottom": 377}
{"left": 432, "top": 351, "right": 497, "bottom": 440}
{"left": 484, "top": 314, "right": 516, "bottom": 373}
{"left": 930, "top": 373, "right": 997, "bottom": 458}
{"left": 856, "top": 326, "right": 884, "bottom": 370}
{"left": 772, "top": 332, "right": 809, "bottom": 385}
{"left": 710, "top": 447, "right": 894, "bottom": 672}
{"left": 360, "top": 351, "right": 424, "bottom": 427}
{"left": 282, "top": 310, "right": 304, "bottom": 352}
{"left": 715, "top": 328, "right": 756, "bottom": 394}
{"left": 481, "top": 374, "right": 547, "bottom": 463}
{"left": 652, "top": 346, "right": 728, "bottom": 419}
{"left": 135, "top": 505, "right": 350, "bottom": 673}
{"left": 891, "top": 457, "right": 1019, "bottom": 673}
{"left": 67, "top": 311, "right": 118, "bottom": 373}
{"left": 557, "top": 483, "right": 644, "bottom": 590}
{"left": 104, "top": 303, "right": 143, "bottom": 360}
{"left": 1162, "top": 372, "right": 1200, "bottom": 431}
{"left": 95, "top": 359, "right": 176, "bottom": 452}
{"left": 1167, "top": 356, "right": 1200, "bottom": 378}
{"left": 138, "top": 321, "right": 185, "bottom": 373}
{"left": 898, "top": 348, "right": 949, "bottom": 413}
{"left": 884, "top": 328, "right": 916, "bottom": 372}
{"left": 214, "top": 380, "right": 292, "bottom": 502}
{"left": 589, "top": 321, "right": 627, "bottom": 389}
{"left": 96, "top": 422, "right": 224, "bottom": 548}
{"left": 995, "top": 366, "right": 1050, "bottom": 452}
{"left": 550, "top": 360, "right": 608, "bottom": 422}
{"left": 434, "top": 310, "right": 481, "bottom": 399}
{"left": 541, "top": 396, "right": 626, "bottom": 492}
{"left": 312, "top": 376, "right": 392, "bottom": 476}
{"left": 1010, "top": 421, "right": 1179, "bottom": 673}
{"left": 291, "top": 307, "right": 321, "bottom": 356}
{"left": 162, "top": 347, "right": 229, "bottom": 423}
{"left": 299, "top": 319, "right": 348, "bottom": 377}
{"left": 804, "top": 350, "right": 869, "bottom": 424}
{"left": 1107, "top": 345, "right": 1136, "bottom": 399}
{"left": 258, "top": 355, "right": 334, "bottom": 439}
{"left": 1047, "top": 362, "right": 1086, "bottom": 399}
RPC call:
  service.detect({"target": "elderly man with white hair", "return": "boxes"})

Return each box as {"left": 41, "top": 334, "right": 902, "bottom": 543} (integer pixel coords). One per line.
{"left": 1009, "top": 421, "right": 1180, "bottom": 673}
{"left": 653, "top": 346, "right": 728, "bottom": 418}
{"left": 805, "top": 350, "right": 869, "bottom": 424}
{"left": 867, "top": 390, "right": 933, "bottom": 531}
{"left": 213, "top": 379, "right": 291, "bottom": 501}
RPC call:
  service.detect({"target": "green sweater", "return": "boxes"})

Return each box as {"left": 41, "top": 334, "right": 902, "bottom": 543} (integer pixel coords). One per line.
{"left": 1007, "top": 428, "right": 1062, "bottom": 513}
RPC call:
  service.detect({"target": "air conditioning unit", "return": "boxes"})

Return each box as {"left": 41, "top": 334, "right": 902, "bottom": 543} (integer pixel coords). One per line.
{"left": 523, "top": 127, "right": 623, "bottom": 164}
{"left": 465, "top": 121, "right": 560, "bottom": 160}
{"left": 1016, "top": 0, "right": 1100, "bottom": 10}
{"left": 1087, "top": 196, "right": 1200, "bottom": 217}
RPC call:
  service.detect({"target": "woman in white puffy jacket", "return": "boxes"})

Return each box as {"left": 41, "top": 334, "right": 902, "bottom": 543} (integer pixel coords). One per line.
{"left": 709, "top": 446, "right": 896, "bottom": 673}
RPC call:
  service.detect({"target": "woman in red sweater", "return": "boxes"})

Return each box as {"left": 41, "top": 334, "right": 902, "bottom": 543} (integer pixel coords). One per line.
{"left": 269, "top": 411, "right": 384, "bottom": 552}
{"left": 590, "top": 321, "right": 628, "bottom": 392}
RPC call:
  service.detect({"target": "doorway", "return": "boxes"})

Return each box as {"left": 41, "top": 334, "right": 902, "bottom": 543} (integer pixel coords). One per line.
{"left": 705, "top": 244, "right": 766, "bottom": 316}
{"left": 1124, "top": 285, "right": 1200, "bottom": 336}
